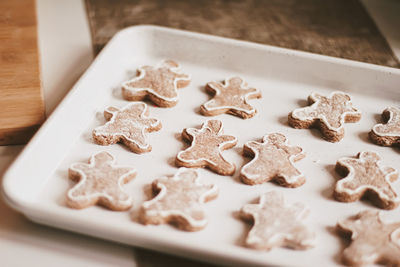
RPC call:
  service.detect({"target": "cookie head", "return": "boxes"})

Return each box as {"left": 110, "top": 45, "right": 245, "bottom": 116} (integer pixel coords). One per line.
{"left": 263, "top": 132, "right": 287, "bottom": 144}
{"left": 359, "top": 151, "right": 381, "bottom": 163}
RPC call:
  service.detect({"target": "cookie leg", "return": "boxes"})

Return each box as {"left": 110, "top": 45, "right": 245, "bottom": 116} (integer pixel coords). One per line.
{"left": 284, "top": 226, "right": 315, "bottom": 249}
{"left": 278, "top": 166, "right": 305, "bottom": 188}
{"left": 334, "top": 179, "right": 364, "bottom": 203}
{"left": 342, "top": 243, "right": 378, "bottom": 266}
{"left": 66, "top": 185, "right": 99, "bottom": 209}
{"left": 368, "top": 184, "right": 399, "bottom": 210}
{"left": 123, "top": 132, "right": 151, "bottom": 153}
{"left": 100, "top": 190, "right": 132, "bottom": 211}
{"left": 208, "top": 154, "right": 235, "bottom": 176}
{"left": 92, "top": 131, "right": 121, "bottom": 146}
{"left": 175, "top": 149, "right": 203, "bottom": 168}
{"left": 240, "top": 160, "right": 271, "bottom": 185}
{"left": 121, "top": 86, "right": 148, "bottom": 101}
{"left": 318, "top": 121, "right": 344, "bottom": 142}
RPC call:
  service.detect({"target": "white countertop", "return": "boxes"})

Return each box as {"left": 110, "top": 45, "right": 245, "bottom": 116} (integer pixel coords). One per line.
{"left": 0, "top": 0, "right": 399, "bottom": 265}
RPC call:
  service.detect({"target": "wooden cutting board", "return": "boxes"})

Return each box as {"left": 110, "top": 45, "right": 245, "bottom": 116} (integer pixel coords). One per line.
{"left": 0, "top": 0, "right": 45, "bottom": 145}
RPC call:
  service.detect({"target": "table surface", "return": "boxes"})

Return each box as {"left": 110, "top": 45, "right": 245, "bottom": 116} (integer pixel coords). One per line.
{"left": 0, "top": 0, "right": 399, "bottom": 266}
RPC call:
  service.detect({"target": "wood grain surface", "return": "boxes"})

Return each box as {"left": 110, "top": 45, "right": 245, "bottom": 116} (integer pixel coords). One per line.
{"left": 0, "top": 0, "right": 44, "bottom": 145}
{"left": 85, "top": 0, "right": 399, "bottom": 68}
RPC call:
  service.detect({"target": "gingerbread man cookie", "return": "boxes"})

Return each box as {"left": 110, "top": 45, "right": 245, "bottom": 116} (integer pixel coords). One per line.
{"left": 200, "top": 76, "right": 262, "bottom": 119}
{"left": 288, "top": 91, "right": 361, "bottom": 142}
{"left": 122, "top": 60, "right": 191, "bottom": 107}
{"left": 176, "top": 120, "right": 237, "bottom": 176}
{"left": 67, "top": 151, "right": 136, "bottom": 211}
{"left": 337, "top": 210, "right": 400, "bottom": 266}
{"left": 334, "top": 151, "right": 399, "bottom": 209}
{"left": 139, "top": 168, "right": 218, "bottom": 231}
{"left": 240, "top": 133, "right": 306, "bottom": 187}
{"left": 370, "top": 107, "right": 400, "bottom": 147}
{"left": 240, "top": 191, "right": 315, "bottom": 251}
{"left": 93, "top": 102, "right": 161, "bottom": 153}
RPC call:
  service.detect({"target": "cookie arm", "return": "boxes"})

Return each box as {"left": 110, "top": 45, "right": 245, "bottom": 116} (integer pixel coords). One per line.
{"left": 68, "top": 163, "right": 89, "bottom": 181}
{"left": 337, "top": 218, "right": 356, "bottom": 235}
{"left": 142, "top": 117, "right": 162, "bottom": 131}
{"left": 290, "top": 203, "right": 309, "bottom": 220}
{"left": 218, "top": 135, "right": 237, "bottom": 149}
{"left": 244, "top": 87, "right": 262, "bottom": 100}
{"left": 335, "top": 158, "right": 358, "bottom": 177}
{"left": 205, "top": 82, "right": 222, "bottom": 96}
{"left": 116, "top": 167, "right": 137, "bottom": 184}
{"left": 240, "top": 203, "right": 260, "bottom": 222}
{"left": 288, "top": 106, "right": 318, "bottom": 129}
{"left": 104, "top": 106, "right": 119, "bottom": 120}
{"left": 383, "top": 107, "right": 400, "bottom": 122}
{"left": 161, "top": 59, "right": 179, "bottom": 68}
{"left": 243, "top": 141, "right": 262, "bottom": 158}
{"left": 384, "top": 167, "right": 398, "bottom": 182}
{"left": 122, "top": 68, "right": 151, "bottom": 92}
{"left": 284, "top": 146, "right": 304, "bottom": 161}
{"left": 198, "top": 184, "right": 219, "bottom": 203}
{"left": 308, "top": 92, "right": 323, "bottom": 104}
{"left": 182, "top": 128, "right": 199, "bottom": 142}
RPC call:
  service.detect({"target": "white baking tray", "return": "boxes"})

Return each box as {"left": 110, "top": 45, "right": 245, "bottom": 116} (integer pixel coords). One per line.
{"left": 3, "top": 25, "right": 400, "bottom": 266}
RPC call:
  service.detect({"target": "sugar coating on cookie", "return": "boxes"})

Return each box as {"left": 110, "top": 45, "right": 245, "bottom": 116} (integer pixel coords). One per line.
{"left": 370, "top": 107, "right": 400, "bottom": 147}
{"left": 175, "top": 120, "right": 238, "bottom": 176}
{"left": 334, "top": 151, "right": 399, "bottom": 209}
{"left": 122, "top": 60, "right": 191, "bottom": 107}
{"left": 93, "top": 102, "right": 161, "bottom": 153}
{"left": 240, "top": 191, "right": 315, "bottom": 251}
{"left": 139, "top": 168, "right": 218, "bottom": 231}
{"left": 200, "top": 76, "right": 262, "bottom": 119}
{"left": 67, "top": 151, "right": 136, "bottom": 211}
{"left": 240, "top": 133, "right": 306, "bottom": 187}
{"left": 288, "top": 91, "right": 361, "bottom": 142}
{"left": 337, "top": 210, "right": 400, "bottom": 266}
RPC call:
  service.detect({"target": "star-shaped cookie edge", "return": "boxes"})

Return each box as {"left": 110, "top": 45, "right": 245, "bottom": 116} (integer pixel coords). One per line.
{"left": 200, "top": 76, "right": 262, "bottom": 119}
{"left": 67, "top": 151, "right": 136, "bottom": 211}
{"left": 240, "top": 133, "right": 306, "bottom": 187}
{"left": 240, "top": 191, "right": 315, "bottom": 251}
{"left": 139, "top": 168, "right": 218, "bottom": 231}
{"left": 122, "top": 60, "right": 191, "bottom": 107}
{"left": 334, "top": 151, "right": 399, "bottom": 209}
{"left": 175, "top": 119, "right": 238, "bottom": 176}
{"left": 288, "top": 91, "right": 361, "bottom": 142}
{"left": 93, "top": 102, "right": 162, "bottom": 153}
